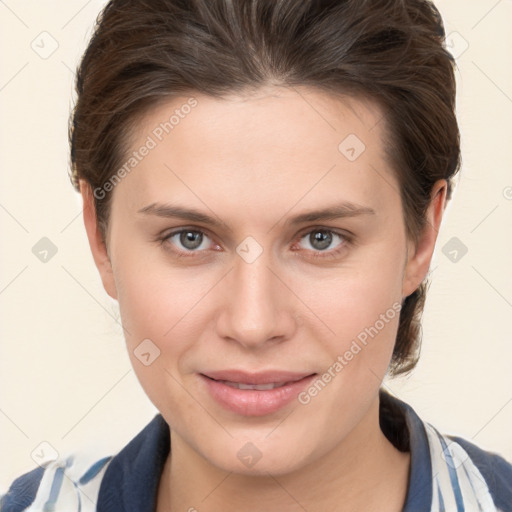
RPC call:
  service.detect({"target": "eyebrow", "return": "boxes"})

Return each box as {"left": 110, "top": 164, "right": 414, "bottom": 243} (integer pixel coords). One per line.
{"left": 137, "top": 201, "right": 376, "bottom": 230}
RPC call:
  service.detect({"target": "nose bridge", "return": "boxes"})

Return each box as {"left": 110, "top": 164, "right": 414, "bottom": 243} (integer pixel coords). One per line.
{"left": 216, "top": 242, "right": 294, "bottom": 347}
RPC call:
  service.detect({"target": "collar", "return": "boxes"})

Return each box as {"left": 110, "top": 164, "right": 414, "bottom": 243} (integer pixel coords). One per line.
{"left": 97, "top": 391, "right": 432, "bottom": 511}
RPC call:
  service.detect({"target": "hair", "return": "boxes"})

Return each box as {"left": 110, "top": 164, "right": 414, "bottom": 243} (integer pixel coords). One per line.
{"left": 69, "top": 0, "right": 461, "bottom": 376}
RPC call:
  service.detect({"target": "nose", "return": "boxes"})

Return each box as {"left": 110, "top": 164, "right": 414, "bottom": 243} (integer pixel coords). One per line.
{"left": 215, "top": 247, "right": 298, "bottom": 350}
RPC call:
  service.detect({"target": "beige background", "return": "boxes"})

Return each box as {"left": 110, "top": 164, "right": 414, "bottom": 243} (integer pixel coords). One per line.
{"left": 1, "top": 0, "right": 511, "bottom": 490}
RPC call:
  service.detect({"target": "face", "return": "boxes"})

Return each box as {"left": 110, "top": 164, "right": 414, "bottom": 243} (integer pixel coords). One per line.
{"left": 83, "top": 86, "right": 442, "bottom": 476}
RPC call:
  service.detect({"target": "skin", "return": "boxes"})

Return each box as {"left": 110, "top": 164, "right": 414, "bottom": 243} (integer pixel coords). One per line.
{"left": 81, "top": 85, "right": 447, "bottom": 511}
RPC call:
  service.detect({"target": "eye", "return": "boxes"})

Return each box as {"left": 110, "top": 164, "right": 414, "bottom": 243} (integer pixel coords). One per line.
{"left": 162, "top": 229, "right": 216, "bottom": 255}
{"left": 159, "top": 226, "right": 352, "bottom": 260}
{"left": 294, "top": 228, "right": 351, "bottom": 259}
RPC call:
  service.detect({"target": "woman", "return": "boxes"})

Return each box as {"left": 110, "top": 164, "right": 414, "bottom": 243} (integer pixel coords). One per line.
{"left": 2, "top": 0, "right": 511, "bottom": 510}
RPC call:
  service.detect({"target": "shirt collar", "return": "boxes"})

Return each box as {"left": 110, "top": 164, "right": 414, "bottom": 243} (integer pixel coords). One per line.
{"left": 97, "top": 391, "right": 432, "bottom": 511}
{"left": 380, "top": 390, "right": 433, "bottom": 512}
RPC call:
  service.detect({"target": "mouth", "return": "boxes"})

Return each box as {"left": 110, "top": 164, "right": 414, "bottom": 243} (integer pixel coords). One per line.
{"left": 216, "top": 381, "right": 293, "bottom": 390}
{"left": 199, "top": 370, "right": 317, "bottom": 416}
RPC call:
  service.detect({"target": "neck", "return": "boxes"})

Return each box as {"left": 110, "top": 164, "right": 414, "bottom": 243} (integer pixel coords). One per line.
{"left": 157, "top": 395, "right": 410, "bottom": 512}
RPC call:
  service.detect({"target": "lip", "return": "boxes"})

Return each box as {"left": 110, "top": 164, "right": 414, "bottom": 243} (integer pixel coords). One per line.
{"left": 200, "top": 370, "right": 317, "bottom": 416}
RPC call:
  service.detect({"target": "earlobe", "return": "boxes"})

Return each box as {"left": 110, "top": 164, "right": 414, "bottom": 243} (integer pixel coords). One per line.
{"left": 80, "top": 180, "right": 118, "bottom": 300}
{"left": 401, "top": 179, "right": 447, "bottom": 299}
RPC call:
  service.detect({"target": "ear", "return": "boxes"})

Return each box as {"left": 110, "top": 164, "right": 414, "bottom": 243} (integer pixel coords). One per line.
{"left": 80, "top": 180, "right": 118, "bottom": 300}
{"left": 402, "top": 179, "right": 447, "bottom": 299}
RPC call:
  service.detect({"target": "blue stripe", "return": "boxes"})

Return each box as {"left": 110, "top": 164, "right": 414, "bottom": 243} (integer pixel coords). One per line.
{"left": 436, "top": 432, "right": 466, "bottom": 511}
{"left": 437, "top": 478, "right": 446, "bottom": 512}
{"left": 461, "top": 463, "right": 485, "bottom": 511}
{"left": 43, "top": 466, "right": 65, "bottom": 512}
{"left": 78, "top": 456, "right": 113, "bottom": 485}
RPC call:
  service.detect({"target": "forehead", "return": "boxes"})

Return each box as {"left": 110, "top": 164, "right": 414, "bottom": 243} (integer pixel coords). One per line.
{"left": 134, "top": 85, "right": 386, "bottom": 148}
{"left": 111, "top": 86, "right": 398, "bottom": 225}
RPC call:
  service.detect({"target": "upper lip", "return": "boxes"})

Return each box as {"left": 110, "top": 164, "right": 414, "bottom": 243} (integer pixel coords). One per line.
{"left": 201, "top": 370, "right": 316, "bottom": 385}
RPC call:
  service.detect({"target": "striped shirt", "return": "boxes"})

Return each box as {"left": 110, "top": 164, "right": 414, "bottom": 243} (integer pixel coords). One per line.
{"left": 1, "top": 391, "right": 511, "bottom": 511}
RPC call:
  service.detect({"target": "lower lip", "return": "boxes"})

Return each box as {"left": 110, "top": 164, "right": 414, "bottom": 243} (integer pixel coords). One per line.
{"left": 200, "top": 374, "right": 317, "bottom": 416}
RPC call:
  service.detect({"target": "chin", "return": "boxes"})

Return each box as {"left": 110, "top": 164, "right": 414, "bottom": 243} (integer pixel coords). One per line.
{"left": 199, "top": 434, "right": 316, "bottom": 478}
{"left": 218, "top": 452, "right": 307, "bottom": 478}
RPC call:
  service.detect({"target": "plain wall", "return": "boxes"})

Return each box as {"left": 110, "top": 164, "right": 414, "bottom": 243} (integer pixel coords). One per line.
{"left": 1, "top": 0, "right": 511, "bottom": 490}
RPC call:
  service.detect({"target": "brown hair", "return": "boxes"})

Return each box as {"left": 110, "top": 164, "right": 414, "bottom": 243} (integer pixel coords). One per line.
{"left": 69, "top": 0, "right": 460, "bottom": 376}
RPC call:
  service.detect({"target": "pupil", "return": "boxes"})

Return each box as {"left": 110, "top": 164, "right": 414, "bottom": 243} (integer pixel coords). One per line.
{"left": 181, "top": 231, "right": 202, "bottom": 249}
{"left": 311, "top": 230, "right": 331, "bottom": 250}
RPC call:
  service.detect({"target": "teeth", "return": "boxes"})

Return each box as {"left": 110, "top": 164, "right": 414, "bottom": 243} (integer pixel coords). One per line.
{"left": 221, "top": 381, "right": 286, "bottom": 390}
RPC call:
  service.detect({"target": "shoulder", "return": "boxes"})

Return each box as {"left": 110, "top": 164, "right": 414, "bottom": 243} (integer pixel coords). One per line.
{"left": 423, "top": 421, "right": 512, "bottom": 512}
{"left": 0, "top": 453, "right": 112, "bottom": 512}
{"left": 0, "top": 467, "right": 45, "bottom": 512}
{"left": 447, "top": 434, "right": 512, "bottom": 512}
{"left": 1, "top": 414, "right": 168, "bottom": 512}
{"left": 380, "top": 391, "right": 512, "bottom": 512}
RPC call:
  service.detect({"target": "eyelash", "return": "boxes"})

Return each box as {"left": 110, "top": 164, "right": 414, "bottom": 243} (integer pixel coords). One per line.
{"left": 158, "top": 226, "right": 353, "bottom": 260}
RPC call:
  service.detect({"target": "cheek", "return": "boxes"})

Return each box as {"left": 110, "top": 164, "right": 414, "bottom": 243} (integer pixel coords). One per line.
{"left": 115, "top": 265, "right": 208, "bottom": 348}
{"left": 109, "top": 223, "right": 202, "bottom": 335}
{"left": 113, "top": 261, "right": 208, "bottom": 414}
{"left": 304, "top": 253, "right": 403, "bottom": 336}
{"left": 293, "top": 244, "right": 405, "bottom": 380}
{"left": 292, "top": 267, "right": 403, "bottom": 440}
